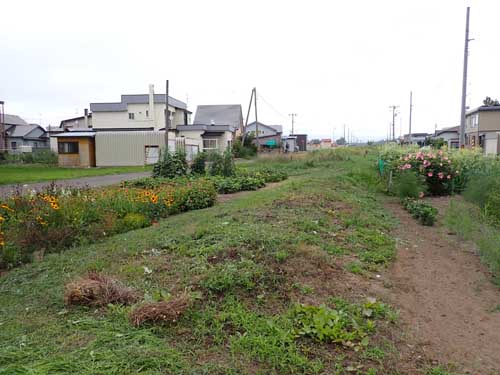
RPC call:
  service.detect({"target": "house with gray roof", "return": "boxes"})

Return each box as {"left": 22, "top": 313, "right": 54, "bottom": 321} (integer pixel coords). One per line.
{"left": 89, "top": 84, "right": 191, "bottom": 131}
{"left": 193, "top": 105, "right": 243, "bottom": 133}
{"left": 244, "top": 121, "right": 283, "bottom": 149}
{"left": 3, "top": 114, "right": 49, "bottom": 151}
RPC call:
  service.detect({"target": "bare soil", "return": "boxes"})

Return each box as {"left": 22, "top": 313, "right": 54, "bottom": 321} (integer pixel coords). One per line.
{"left": 376, "top": 197, "right": 500, "bottom": 375}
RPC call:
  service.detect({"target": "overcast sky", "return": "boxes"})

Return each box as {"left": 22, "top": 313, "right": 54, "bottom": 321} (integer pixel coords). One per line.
{"left": 2, "top": 0, "right": 498, "bottom": 141}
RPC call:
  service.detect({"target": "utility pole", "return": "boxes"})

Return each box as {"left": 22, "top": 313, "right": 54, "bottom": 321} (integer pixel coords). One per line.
{"left": 165, "top": 80, "right": 170, "bottom": 151}
{"left": 289, "top": 113, "right": 297, "bottom": 135}
{"left": 254, "top": 87, "right": 260, "bottom": 153}
{"left": 0, "top": 101, "right": 5, "bottom": 153}
{"left": 409, "top": 91, "right": 413, "bottom": 144}
{"left": 389, "top": 105, "right": 399, "bottom": 141}
{"left": 343, "top": 124, "right": 346, "bottom": 142}
{"left": 241, "top": 88, "right": 255, "bottom": 146}
{"left": 459, "top": 6, "right": 471, "bottom": 148}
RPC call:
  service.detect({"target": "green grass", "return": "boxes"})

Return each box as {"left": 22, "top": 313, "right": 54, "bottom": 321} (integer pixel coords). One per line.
{"left": 0, "top": 149, "right": 444, "bottom": 374}
{"left": 445, "top": 198, "right": 500, "bottom": 285}
{"left": 0, "top": 164, "right": 152, "bottom": 185}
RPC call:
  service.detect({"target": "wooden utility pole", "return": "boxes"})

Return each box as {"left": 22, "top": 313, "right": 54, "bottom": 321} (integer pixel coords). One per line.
{"left": 409, "top": 91, "right": 413, "bottom": 144}
{"left": 0, "top": 101, "right": 5, "bottom": 153}
{"left": 165, "top": 80, "right": 170, "bottom": 151}
{"left": 241, "top": 88, "right": 255, "bottom": 145}
{"left": 289, "top": 113, "right": 297, "bottom": 135}
{"left": 459, "top": 7, "right": 471, "bottom": 148}
{"left": 254, "top": 88, "right": 260, "bottom": 152}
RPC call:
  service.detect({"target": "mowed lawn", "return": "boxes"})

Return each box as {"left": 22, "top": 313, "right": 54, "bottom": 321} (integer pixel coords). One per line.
{"left": 0, "top": 164, "right": 152, "bottom": 185}
{"left": 0, "top": 150, "right": 450, "bottom": 374}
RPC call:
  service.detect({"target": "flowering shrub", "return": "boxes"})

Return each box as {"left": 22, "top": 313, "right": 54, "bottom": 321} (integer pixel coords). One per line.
{"left": 0, "top": 179, "right": 216, "bottom": 268}
{"left": 393, "top": 150, "right": 458, "bottom": 196}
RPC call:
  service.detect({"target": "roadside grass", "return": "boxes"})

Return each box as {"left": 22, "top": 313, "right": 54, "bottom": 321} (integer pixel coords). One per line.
{"left": 0, "top": 149, "right": 437, "bottom": 374}
{"left": 445, "top": 198, "right": 500, "bottom": 285}
{"left": 0, "top": 164, "right": 152, "bottom": 185}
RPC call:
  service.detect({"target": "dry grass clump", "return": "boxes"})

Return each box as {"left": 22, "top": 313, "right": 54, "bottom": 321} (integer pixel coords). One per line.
{"left": 129, "top": 293, "right": 192, "bottom": 327}
{"left": 64, "top": 271, "right": 139, "bottom": 307}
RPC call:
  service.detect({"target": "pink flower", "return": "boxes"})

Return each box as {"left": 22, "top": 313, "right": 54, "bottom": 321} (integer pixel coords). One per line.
{"left": 438, "top": 172, "right": 444, "bottom": 179}
{"left": 448, "top": 160, "right": 451, "bottom": 164}
{"left": 447, "top": 175, "right": 452, "bottom": 179}
{"left": 428, "top": 172, "right": 433, "bottom": 177}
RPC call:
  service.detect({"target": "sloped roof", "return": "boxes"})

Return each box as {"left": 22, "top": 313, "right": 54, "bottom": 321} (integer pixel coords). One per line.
{"left": 7, "top": 124, "right": 47, "bottom": 139}
{"left": 90, "top": 94, "right": 188, "bottom": 112}
{"left": 435, "top": 126, "right": 459, "bottom": 136}
{"left": 3, "top": 114, "right": 29, "bottom": 126}
{"left": 193, "top": 105, "right": 243, "bottom": 129}
{"left": 247, "top": 121, "right": 283, "bottom": 134}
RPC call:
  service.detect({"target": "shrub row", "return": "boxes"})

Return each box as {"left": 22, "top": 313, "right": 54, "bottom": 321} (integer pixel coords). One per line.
{"left": 401, "top": 198, "right": 438, "bottom": 226}
{"left": 0, "top": 179, "right": 217, "bottom": 268}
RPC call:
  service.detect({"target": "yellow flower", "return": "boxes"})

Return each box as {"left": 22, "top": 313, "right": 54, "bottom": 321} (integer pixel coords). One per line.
{"left": 50, "top": 203, "right": 60, "bottom": 210}
{"left": 49, "top": 196, "right": 57, "bottom": 203}
{"left": 0, "top": 215, "right": 4, "bottom": 223}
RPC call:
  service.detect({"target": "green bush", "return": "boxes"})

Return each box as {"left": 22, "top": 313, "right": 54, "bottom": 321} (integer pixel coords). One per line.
{"left": 191, "top": 152, "right": 207, "bottom": 175}
{"left": 119, "top": 212, "right": 150, "bottom": 231}
{"left": 211, "top": 176, "right": 265, "bottom": 194}
{"left": 153, "top": 150, "right": 188, "bottom": 178}
{"left": 402, "top": 198, "right": 438, "bottom": 226}
{"left": 233, "top": 134, "right": 257, "bottom": 158}
{"left": 221, "top": 149, "right": 236, "bottom": 177}
{"left": 31, "top": 150, "right": 58, "bottom": 164}
{"left": 208, "top": 152, "right": 224, "bottom": 176}
{"left": 391, "top": 170, "right": 426, "bottom": 199}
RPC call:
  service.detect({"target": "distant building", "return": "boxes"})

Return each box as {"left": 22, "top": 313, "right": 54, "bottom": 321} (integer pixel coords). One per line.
{"left": 245, "top": 121, "right": 282, "bottom": 149}
{"left": 465, "top": 105, "right": 500, "bottom": 154}
{"left": 433, "top": 126, "right": 459, "bottom": 148}
{"left": 291, "top": 134, "right": 308, "bottom": 151}
{"left": 320, "top": 138, "right": 332, "bottom": 149}
{"left": 402, "top": 133, "right": 429, "bottom": 147}
{"left": 3, "top": 114, "right": 49, "bottom": 151}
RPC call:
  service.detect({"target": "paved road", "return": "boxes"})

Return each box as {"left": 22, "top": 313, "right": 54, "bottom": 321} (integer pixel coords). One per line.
{"left": 0, "top": 172, "right": 151, "bottom": 198}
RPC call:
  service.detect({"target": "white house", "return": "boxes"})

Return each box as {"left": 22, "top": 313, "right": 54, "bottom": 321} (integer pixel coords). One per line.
{"left": 433, "top": 126, "right": 459, "bottom": 148}
{"left": 89, "top": 85, "right": 191, "bottom": 131}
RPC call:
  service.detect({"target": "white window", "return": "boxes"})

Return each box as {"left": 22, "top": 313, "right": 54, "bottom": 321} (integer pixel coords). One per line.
{"left": 128, "top": 113, "right": 135, "bottom": 120}
{"left": 203, "top": 139, "right": 218, "bottom": 151}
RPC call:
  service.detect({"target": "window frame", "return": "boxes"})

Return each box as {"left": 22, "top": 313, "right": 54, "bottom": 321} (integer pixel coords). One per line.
{"left": 128, "top": 112, "right": 135, "bottom": 120}
{"left": 58, "top": 141, "right": 79, "bottom": 154}
{"left": 202, "top": 138, "right": 218, "bottom": 151}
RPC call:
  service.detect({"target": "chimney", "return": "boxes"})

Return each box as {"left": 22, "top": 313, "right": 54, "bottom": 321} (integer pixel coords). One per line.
{"left": 84, "top": 108, "right": 89, "bottom": 128}
{"left": 149, "top": 84, "right": 156, "bottom": 129}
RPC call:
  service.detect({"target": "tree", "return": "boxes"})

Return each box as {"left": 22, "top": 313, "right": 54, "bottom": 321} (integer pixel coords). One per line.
{"left": 336, "top": 137, "right": 346, "bottom": 145}
{"left": 483, "top": 97, "right": 500, "bottom": 106}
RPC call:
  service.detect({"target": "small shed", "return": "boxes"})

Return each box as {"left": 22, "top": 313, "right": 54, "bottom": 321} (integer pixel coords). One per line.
{"left": 54, "top": 132, "right": 96, "bottom": 167}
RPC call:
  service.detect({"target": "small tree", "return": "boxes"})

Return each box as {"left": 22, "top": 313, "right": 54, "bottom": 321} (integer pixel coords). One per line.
{"left": 208, "top": 152, "right": 224, "bottom": 176}
{"left": 191, "top": 152, "right": 207, "bottom": 175}
{"left": 221, "top": 149, "right": 236, "bottom": 177}
{"left": 153, "top": 149, "right": 188, "bottom": 178}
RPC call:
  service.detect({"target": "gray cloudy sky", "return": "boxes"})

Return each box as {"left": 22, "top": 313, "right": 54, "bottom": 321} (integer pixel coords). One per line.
{"left": 1, "top": 0, "right": 497, "bottom": 140}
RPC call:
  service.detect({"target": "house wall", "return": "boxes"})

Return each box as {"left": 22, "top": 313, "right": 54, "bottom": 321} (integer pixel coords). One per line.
{"left": 479, "top": 111, "right": 500, "bottom": 132}
{"left": 62, "top": 117, "right": 93, "bottom": 129}
{"left": 484, "top": 132, "right": 500, "bottom": 155}
{"left": 176, "top": 130, "right": 204, "bottom": 150}
{"left": 57, "top": 137, "right": 94, "bottom": 167}
{"left": 92, "top": 111, "right": 129, "bottom": 129}
{"left": 246, "top": 123, "right": 277, "bottom": 137}
{"left": 95, "top": 131, "right": 167, "bottom": 166}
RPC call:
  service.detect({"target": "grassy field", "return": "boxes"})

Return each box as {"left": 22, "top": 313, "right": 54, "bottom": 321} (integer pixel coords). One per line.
{"left": 0, "top": 164, "right": 152, "bottom": 185}
{"left": 0, "top": 150, "right": 449, "bottom": 374}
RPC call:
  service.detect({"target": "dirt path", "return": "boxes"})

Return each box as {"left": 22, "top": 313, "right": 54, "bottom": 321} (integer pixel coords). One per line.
{"left": 377, "top": 197, "right": 500, "bottom": 375}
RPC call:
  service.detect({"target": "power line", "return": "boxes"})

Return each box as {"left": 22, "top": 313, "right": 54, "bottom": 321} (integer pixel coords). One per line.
{"left": 255, "top": 92, "right": 289, "bottom": 121}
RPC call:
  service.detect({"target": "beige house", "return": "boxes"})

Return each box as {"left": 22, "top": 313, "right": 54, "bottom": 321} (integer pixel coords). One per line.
{"left": 465, "top": 106, "right": 500, "bottom": 154}
{"left": 90, "top": 85, "right": 190, "bottom": 132}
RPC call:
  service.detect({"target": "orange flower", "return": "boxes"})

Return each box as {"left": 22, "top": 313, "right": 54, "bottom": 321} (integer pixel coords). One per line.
{"left": 50, "top": 203, "right": 60, "bottom": 210}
